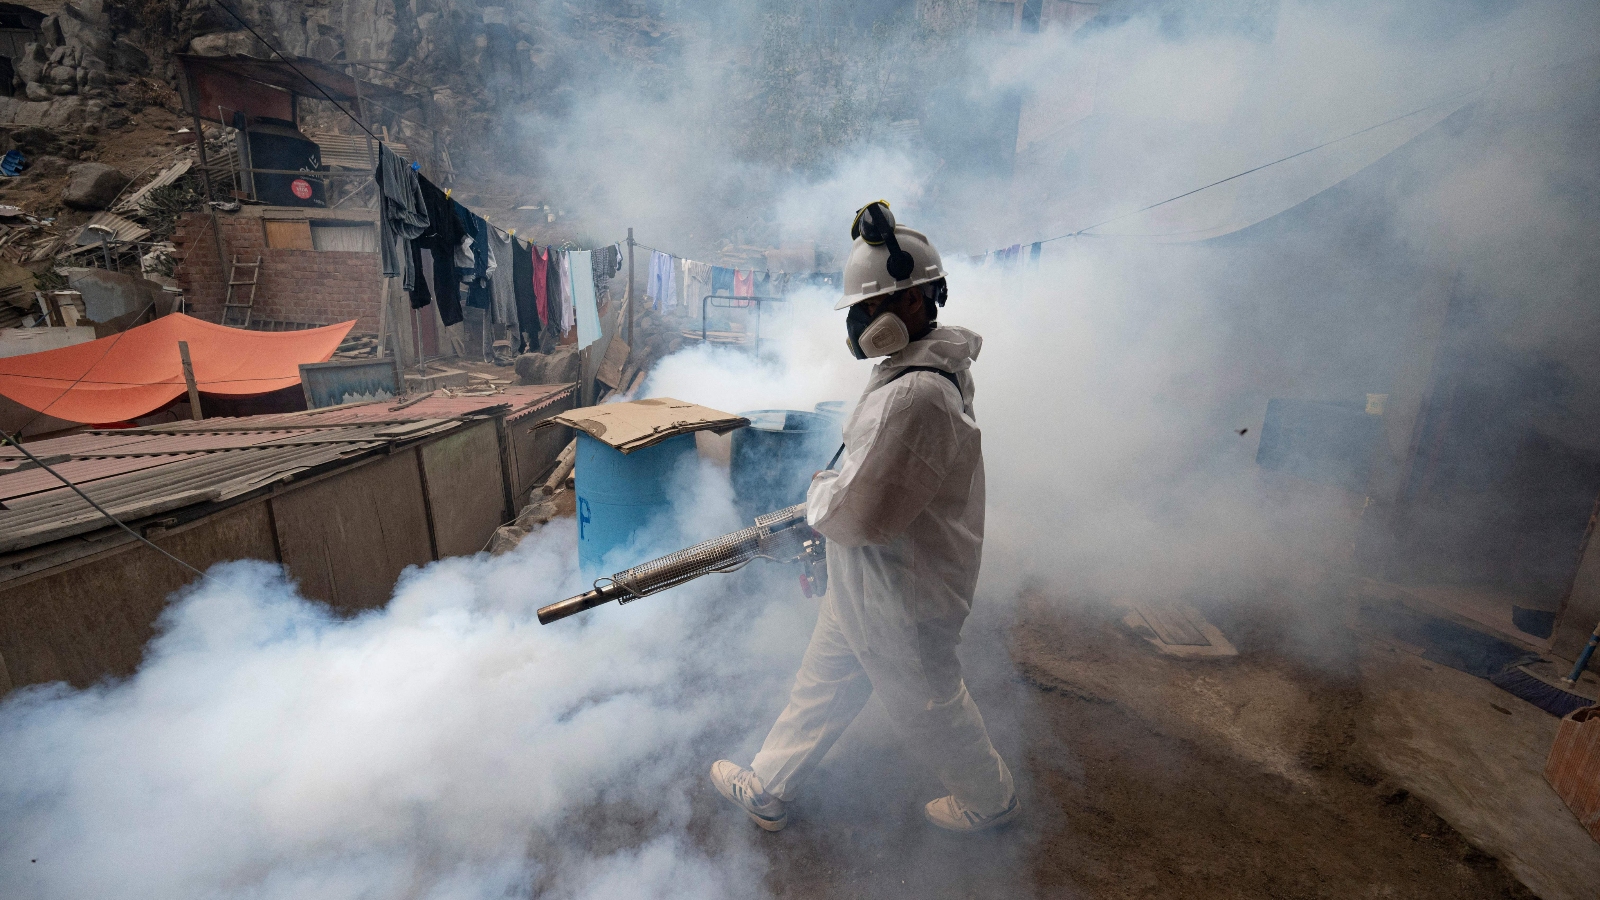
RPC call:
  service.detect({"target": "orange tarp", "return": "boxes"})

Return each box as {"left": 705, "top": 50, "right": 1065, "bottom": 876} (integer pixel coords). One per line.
{"left": 0, "top": 314, "right": 354, "bottom": 424}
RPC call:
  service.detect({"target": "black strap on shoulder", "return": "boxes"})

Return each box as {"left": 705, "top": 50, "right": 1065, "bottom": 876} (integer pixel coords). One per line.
{"left": 886, "top": 365, "right": 960, "bottom": 393}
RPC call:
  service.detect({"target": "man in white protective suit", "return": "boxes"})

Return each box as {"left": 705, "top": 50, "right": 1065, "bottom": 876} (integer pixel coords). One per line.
{"left": 710, "top": 201, "right": 1017, "bottom": 834}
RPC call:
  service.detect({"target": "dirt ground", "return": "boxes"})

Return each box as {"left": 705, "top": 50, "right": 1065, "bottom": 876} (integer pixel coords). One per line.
{"left": 0, "top": 85, "right": 189, "bottom": 223}
{"left": 681, "top": 589, "right": 1547, "bottom": 899}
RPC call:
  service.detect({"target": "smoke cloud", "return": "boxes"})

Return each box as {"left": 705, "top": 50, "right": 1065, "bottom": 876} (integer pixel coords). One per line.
{"left": 6, "top": 0, "right": 1600, "bottom": 895}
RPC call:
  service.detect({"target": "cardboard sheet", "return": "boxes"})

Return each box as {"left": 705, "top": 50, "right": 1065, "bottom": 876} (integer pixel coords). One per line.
{"left": 539, "top": 397, "right": 747, "bottom": 453}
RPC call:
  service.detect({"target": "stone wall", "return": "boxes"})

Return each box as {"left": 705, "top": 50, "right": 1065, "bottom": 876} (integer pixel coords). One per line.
{"left": 6, "top": 0, "right": 146, "bottom": 131}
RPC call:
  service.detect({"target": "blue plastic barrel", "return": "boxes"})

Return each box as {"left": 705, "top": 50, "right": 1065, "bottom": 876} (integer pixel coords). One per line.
{"left": 814, "top": 400, "right": 847, "bottom": 421}
{"left": 730, "top": 410, "right": 840, "bottom": 521}
{"left": 576, "top": 431, "right": 696, "bottom": 576}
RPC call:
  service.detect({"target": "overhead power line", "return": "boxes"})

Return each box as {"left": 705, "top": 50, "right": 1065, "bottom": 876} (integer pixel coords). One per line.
{"left": 208, "top": 0, "right": 380, "bottom": 142}
{"left": 0, "top": 430, "right": 209, "bottom": 580}
{"left": 1039, "top": 80, "right": 1491, "bottom": 244}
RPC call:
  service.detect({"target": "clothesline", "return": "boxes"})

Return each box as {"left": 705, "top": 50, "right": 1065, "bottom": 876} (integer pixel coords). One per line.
{"left": 376, "top": 143, "right": 626, "bottom": 355}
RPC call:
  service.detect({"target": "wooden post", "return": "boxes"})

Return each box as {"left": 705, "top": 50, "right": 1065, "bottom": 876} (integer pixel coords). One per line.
{"left": 178, "top": 341, "right": 203, "bottom": 420}
{"left": 626, "top": 227, "right": 635, "bottom": 347}
{"left": 181, "top": 67, "right": 230, "bottom": 295}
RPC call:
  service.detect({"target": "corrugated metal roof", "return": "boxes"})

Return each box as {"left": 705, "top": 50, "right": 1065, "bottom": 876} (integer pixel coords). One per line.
{"left": 0, "top": 383, "right": 574, "bottom": 553}
{"left": 139, "top": 383, "right": 573, "bottom": 432}
{"left": 116, "top": 159, "right": 193, "bottom": 214}
{"left": 72, "top": 212, "right": 151, "bottom": 247}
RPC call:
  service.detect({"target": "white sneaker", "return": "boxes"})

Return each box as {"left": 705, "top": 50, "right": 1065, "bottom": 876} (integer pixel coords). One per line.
{"left": 924, "top": 794, "right": 1020, "bottom": 833}
{"left": 710, "top": 760, "right": 788, "bottom": 832}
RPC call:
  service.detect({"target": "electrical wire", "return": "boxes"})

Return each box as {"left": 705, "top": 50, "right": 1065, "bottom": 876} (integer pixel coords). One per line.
{"left": 1037, "top": 81, "right": 1491, "bottom": 244}
{"left": 10, "top": 301, "right": 155, "bottom": 436}
{"left": 208, "top": 0, "right": 379, "bottom": 142}
{"left": 0, "top": 429, "right": 209, "bottom": 579}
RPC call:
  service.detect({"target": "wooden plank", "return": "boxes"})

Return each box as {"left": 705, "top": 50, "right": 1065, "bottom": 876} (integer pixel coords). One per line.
{"left": 1119, "top": 599, "right": 1238, "bottom": 658}
{"left": 263, "top": 219, "right": 313, "bottom": 250}
{"left": 510, "top": 391, "right": 576, "bottom": 499}
{"left": 0, "top": 503, "right": 276, "bottom": 692}
{"left": 270, "top": 450, "right": 433, "bottom": 612}
{"left": 1138, "top": 602, "right": 1208, "bottom": 646}
{"left": 595, "top": 336, "right": 629, "bottom": 389}
{"left": 419, "top": 420, "right": 508, "bottom": 558}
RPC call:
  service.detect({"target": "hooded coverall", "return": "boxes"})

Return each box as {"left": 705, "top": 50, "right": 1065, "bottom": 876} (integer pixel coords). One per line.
{"left": 749, "top": 325, "right": 1015, "bottom": 816}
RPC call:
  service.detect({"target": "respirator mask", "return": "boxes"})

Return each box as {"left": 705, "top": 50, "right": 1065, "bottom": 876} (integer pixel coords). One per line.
{"left": 846, "top": 302, "right": 910, "bottom": 359}
{"left": 844, "top": 279, "right": 948, "bottom": 359}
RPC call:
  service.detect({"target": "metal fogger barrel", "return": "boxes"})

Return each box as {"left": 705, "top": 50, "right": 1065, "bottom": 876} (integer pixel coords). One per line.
{"left": 537, "top": 503, "right": 822, "bottom": 624}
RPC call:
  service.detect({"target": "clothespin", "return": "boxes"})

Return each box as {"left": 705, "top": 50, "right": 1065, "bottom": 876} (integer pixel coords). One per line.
{"left": 445, "top": 188, "right": 452, "bottom": 198}
{"left": 509, "top": 229, "right": 516, "bottom": 236}
{"left": 410, "top": 161, "right": 420, "bottom": 171}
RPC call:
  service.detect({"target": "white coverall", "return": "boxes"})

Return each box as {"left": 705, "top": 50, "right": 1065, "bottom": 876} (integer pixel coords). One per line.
{"left": 749, "top": 325, "right": 1015, "bottom": 816}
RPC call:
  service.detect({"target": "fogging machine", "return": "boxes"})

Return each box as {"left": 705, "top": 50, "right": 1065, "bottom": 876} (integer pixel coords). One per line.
{"left": 537, "top": 503, "right": 826, "bottom": 624}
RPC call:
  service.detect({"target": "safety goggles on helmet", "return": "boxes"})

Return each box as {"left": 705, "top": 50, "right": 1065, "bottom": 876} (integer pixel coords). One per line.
{"left": 851, "top": 200, "right": 915, "bottom": 282}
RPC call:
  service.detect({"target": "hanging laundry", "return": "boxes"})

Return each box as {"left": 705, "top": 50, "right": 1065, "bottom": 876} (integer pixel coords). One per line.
{"left": 375, "top": 144, "right": 428, "bottom": 291}
{"left": 407, "top": 241, "right": 432, "bottom": 309}
{"left": 558, "top": 250, "right": 576, "bottom": 337}
{"left": 571, "top": 250, "right": 602, "bottom": 349}
{"left": 487, "top": 228, "right": 518, "bottom": 331}
{"left": 591, "top": 244, "right": 622, "bottom": 282}
{"left": 646, "top": 250, "right": 676, "bottom": 311}
{"left": 534, "top": 245, "right": 551, "bottom": 328}
{"left": 412, "top": 174, "right": 464, "bottom": 326}
{"left": 753, "top": 271, "right": 771, "bottom": 297}
{"left": 456, "top": 205, "right": 492, "bottom": 310}
{"left": 513, "top": 238, "right": 539, "bottom": 350}
{"left": 733, "top": 269, "right": 754, "bottom": 298}
{"left": 683, "top": 260, "right": 711, "bottom": 316}
{"left": 1029, "top": 242, "right": 1042, "bottom": 266}
{"left": 712, "top": 266, "right": 734, "bottom": 296}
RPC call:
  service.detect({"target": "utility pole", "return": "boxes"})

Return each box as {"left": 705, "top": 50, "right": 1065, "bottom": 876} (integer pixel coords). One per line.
{"left": 178, "top": 341, "right": 203, "bottom": 420}
{"left": 626, "top": 227, "right": 635, "bottom": 347}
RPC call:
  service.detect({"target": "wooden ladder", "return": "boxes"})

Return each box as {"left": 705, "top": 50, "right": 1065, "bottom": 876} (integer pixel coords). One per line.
{"left": 220, "top": 255, "right": 261, "bottom": 328}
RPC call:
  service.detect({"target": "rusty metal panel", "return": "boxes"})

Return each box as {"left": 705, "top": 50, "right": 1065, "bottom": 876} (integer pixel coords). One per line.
{"left": 0, "top": 502, "right": 276, "bottom": 691}
{"left": 0, "top": 453, "right": 201, "bottom": 503}
{"left": 270, "top": 450, "right": 433, "bottom": 612}
{"left": 184, "top": 58, "right": 296, "bottom": 124}
{"left": 419, "top": 419, "right": 509, "bottom": 559}
{"left": 506, "top": 384, "right": 576, "bottom": 423}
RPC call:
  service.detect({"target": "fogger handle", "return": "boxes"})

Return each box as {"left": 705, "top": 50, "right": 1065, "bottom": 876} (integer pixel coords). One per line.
{"left": 537, "top": 583, "right": 629, "bottom": 624}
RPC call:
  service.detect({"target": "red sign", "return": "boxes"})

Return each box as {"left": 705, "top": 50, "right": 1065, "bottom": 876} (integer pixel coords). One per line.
{"left": 290, "top": 178, "right": 313, "bottom": 200}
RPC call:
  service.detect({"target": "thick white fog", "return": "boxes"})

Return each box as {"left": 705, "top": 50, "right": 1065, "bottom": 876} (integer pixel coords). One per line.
{"left": 6, "top": 0, "right": 1600, "bottom": 896}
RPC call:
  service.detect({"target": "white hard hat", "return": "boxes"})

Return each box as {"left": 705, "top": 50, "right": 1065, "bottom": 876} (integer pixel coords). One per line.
{"left": 836, "top": 208, "right": 945, "bottom": 310}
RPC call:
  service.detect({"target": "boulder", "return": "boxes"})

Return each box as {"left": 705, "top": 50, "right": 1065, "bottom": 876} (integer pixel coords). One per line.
{"left": 513, "top": 345, "right": 580, "bottom": 386}
{"left": 188, "top": 31, "right": 265, "bottom": 58}
{"left": 111, "top": 38, "right": 148, "bottom": 75}
{"left": 12, "top": 126, "right": 64, "bottom": 157}
{"left": 13, "top": 43, "right": 46, "bottom": 85}
{"left": 61, "top": 161, "right": 128, "bottom": 210}
{"left": 63, "top": 267, "right": 174, "bottom": 327}
{"left": 56, "top": 4, "right": 111, "bottom": 61}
